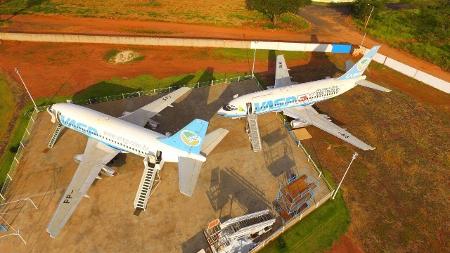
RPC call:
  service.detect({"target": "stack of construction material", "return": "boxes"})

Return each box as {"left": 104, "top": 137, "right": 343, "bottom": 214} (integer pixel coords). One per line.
{"left": 274, "top": 174, "right": 316, "bottom": 221}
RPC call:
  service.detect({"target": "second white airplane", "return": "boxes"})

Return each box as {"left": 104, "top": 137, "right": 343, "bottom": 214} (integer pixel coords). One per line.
{"left": 217, "top": 46, "right": 390, "bottom": 150}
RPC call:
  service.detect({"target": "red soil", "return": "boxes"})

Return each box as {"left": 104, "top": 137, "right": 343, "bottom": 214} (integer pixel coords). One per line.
{"left": 2, "top": 14, "right": 449, "bottom": 83}
{"left": 328, "top": 234, "right": 364, "bottom": 253}
{"left": 0, "top": 41, "right": 308, "bottom": 98}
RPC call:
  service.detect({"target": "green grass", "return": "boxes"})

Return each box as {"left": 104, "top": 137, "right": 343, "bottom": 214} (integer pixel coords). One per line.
{"left": 354, "top": 8, "right": 449, "bottom": 70}
{"left": 279, "top": 13, "right": 309, "bottom": 31}
{"left": 261, "top": 170, "right": 350, "bottom": 253}
{"left": 103, "top": 49, "right": 120, "bottom": 61}
{"left": 0, "top": 94, "right": 71, "bottom": 186}
{"left": 72, "top": 70, "right": 247, "bottom": 102}
{"left": 212, "top": 48, "right": 309, "bottom": 61}
{"left": 0, "top": 75, "right": 16, "bottom": 145}
{"left": 0, "top": 75, "right": 18, "bottom": 185}
{"left": 0, "top": 105, "right": 32, "bottom": 185}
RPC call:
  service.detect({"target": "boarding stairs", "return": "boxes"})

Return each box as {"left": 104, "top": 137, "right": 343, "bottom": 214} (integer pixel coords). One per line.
{"left": 246, "top": 113, "right": 262, "bottom": 152}
{"left": 133, "top": 155, "right": 162, "bottom": 211}
{"left": 48, "top": 123, "right": 64, "bottom": 148}
{"left": 220, "top": 209, "right": 275, "bottom": 240}
{"left": 204, "top": 209, "right": 276, "bottom": 253}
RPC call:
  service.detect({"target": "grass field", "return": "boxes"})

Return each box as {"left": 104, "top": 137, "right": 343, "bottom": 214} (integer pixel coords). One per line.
{"left": 299, "top": 53, "right": 450, "bottom": 252}
{"left": 212, "top": 48, "right": 309, "bottom": 62}
{"left": 353, "top": 6, "right": 449, "bottom": 70}
{"left": 0, "top": 74, "right": 16, "bottom": 150}
{"left": 0, "top": 73, "right": 21, "bottom": 186}
{"left": 71, "top": 70, "right": 247, "bottom": 102}
{"left": 261, "top": 171, "right": 350, "bottom": 253}
{"left": 0, "top": 0, "right": 309, "bottom": 31}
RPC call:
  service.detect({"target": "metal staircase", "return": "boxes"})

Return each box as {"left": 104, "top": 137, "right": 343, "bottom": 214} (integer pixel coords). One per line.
{"left": 246, "top": 113, "right": 262, "bottom": 152}
{"left": 220, "top": 209, "right": 275, "bottom": 239}
{"left": 204, "top": 209, "right": 276, "bottom": 253}
{"left": 133, "top": 155, "right": 162, "bottom": 210}
{"left": 48, "top": 123, "right": 64, "bottom": 148}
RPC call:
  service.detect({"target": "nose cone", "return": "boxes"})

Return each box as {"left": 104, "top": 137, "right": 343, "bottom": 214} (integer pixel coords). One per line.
{"left": 217, "top": 108, "right": 226, "bottom": 116}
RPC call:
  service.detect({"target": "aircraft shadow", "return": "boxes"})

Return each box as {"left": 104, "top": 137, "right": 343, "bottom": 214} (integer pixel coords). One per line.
{"left": 181, "top": 230, "right": 209, "bottom": 253}
{"left": 206, "top": 167, "right": 271, "bottom": 217}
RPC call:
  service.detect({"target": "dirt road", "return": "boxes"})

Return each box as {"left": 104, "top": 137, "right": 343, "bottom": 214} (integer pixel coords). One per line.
{"left": 297, "top": 5, "right": 450, "bottom": 82}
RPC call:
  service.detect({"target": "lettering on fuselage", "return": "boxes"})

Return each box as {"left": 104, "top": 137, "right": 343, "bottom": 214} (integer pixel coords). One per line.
{"left": 59, "top": 114, "right": 99, "bottom": 136}
{"left": 253, "top": 85, "right": 340, "bottom": 113}
{"left": 59, "top": 114, "right": 150, "bottom": 153}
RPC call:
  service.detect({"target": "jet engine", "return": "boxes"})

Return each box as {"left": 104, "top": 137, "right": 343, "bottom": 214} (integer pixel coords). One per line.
{"left": 101, "top": 166, "right": 116, "bottom": 177}
{"left": 74, "top": 154, "right": 84, "bottom": 163}
{"left": 290, "top": 119, "right": 310, "bottom": 129}
{"left": 74, "top": 154, "right": 116, "bottom": 176}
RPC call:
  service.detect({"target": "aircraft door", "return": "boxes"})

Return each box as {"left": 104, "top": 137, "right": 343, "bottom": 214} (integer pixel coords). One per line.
{"left": 246, "top": 102, "right": 253, "bottom": 115}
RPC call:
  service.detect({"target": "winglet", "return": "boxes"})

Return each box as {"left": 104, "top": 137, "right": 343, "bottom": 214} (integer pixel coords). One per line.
{"left": 338, "top": 46, "right": 380, "bottom": 80}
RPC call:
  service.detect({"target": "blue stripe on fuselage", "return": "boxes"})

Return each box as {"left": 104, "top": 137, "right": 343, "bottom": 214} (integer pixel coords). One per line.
{"left": 59, "top": 114, "right": 126, "bottom": 152}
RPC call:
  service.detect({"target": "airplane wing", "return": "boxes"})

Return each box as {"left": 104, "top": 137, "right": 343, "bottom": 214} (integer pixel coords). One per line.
{"left": 120, "top": 87, "right": 191, "bottom": 126}
{"left": 177, "top": 157, "right": 203, "bottom": 197}
{"left": 283, "top": 106, "right": 375, "bottom": 151}
{"left": 274, "top": 55, "right": 293, "bottom": 88}
{"left": 200, "top": 128, "right": 229, "bottom": 156}
{"left": 47, "top": 138, "right": 119, "bottom": 238}
{"left": 356, "top": 80, "right": 391, "bottom": 92}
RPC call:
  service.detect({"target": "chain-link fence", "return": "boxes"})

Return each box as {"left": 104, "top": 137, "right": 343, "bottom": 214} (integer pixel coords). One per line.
{"left": 248, "top": 78, "right": 336, "bottom": 253}
{"left": 0, "top": 108, "right": 39, "bottom": 201}
{"left": 0, "top": 74, "right": 253, "bottom": 202}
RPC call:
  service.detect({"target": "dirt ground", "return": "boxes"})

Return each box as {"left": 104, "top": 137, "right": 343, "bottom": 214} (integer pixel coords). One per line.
{"left": 329, "top": 234, "right": 363, "bottom": 253}
{"left": 0, "top": 40, "right": 312, "bottom": 98}
{"left": 0, "top": 80, "right": 330, "bottom": 253}
{"left": 2, "top": 13, "right": 449, "bottom": 82}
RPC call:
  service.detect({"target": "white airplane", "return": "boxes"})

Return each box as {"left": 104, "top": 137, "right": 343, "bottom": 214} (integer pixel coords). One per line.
{"left": 217, "top": 46, "right": 390, "bottom": 150}
{"left": 46, "top": 87, "right": 228, "bottom": 238}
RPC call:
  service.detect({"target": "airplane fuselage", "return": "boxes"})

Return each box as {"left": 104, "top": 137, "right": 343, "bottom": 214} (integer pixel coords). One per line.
{"left": 49, "top": 103, "right": 203, "bottom": 163}
{"left": 218, "top": 76, "right": 364, "bottom": 118}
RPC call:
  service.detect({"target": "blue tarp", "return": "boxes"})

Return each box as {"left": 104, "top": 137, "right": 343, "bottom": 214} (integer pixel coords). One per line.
{"left": 331, "top": 44, "right": 352, "bottom": 54}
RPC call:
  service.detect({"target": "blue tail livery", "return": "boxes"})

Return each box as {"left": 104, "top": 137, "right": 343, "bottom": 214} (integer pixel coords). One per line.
{"left": 162, "top": 119, "right": 208, "bottom": 154}
{"left": 338, "top": 46, "right": 380, "bottom": 80}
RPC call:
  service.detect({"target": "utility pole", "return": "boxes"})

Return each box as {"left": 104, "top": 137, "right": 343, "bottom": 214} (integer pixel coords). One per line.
{"left": 332, "top": 152, "right": 358, "bottom": 200}
{"left": 360, "top": 5, "right": 375, "bottom": 47}
{"left": 251, "top": 48, "right": 256, "bottom": 78}
{"left": 15, "top": 68, "right": 38, "bottom": 111}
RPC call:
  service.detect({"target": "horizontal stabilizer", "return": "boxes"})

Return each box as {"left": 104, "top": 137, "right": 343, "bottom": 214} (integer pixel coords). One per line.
{"left": 357, "top": 80, "right": 391, "bottom": 92}
{"left": 201, "top": 128, "right": 229, "bottom": 156}
{"left": 338, "top": 46, "right": 380, "bottom": 80}
{"left": 178, "top": 156, "right": 203, "bottom": 197}
{"left": 345, "top": 60, "right": 354, "bottom": 71}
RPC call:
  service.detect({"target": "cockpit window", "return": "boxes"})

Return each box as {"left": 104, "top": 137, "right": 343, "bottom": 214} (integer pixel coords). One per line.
{"left": 222, "top": 104, "right": 237, "bottom": 111}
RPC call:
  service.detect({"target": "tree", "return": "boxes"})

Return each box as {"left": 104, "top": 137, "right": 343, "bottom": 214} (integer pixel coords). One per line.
{"left": 351, "top": 0, "right": 386, "bottom": 20}
{"left": 247, "top": 0, "right": 310, "bottom": 25}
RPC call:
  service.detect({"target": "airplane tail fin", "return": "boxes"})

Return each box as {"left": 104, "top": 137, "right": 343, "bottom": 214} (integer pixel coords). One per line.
{"left": 162, "top": 119, "right": 208, "bottom": 155}
{"left": 338, "top": 46, "right": 380, "bottom": 80}
{"left": 162, "top": 120, "right": 228, "bottom": 197}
